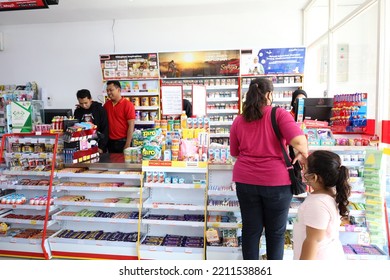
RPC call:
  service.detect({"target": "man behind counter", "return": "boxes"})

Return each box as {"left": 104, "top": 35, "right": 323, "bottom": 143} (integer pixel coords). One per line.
{"left": 103, "top": 80, "right": 135, "bottom": 153}
{"left": 74, "top": 89, "right": 108, "bottom": 153}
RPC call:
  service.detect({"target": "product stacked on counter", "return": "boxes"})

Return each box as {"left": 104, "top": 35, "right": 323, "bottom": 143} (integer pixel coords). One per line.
{"left": 130, "top": 114, "right": 209, "bottom": 162}
{"left": 62, "top": 122, "right": 99, "bottom": 164}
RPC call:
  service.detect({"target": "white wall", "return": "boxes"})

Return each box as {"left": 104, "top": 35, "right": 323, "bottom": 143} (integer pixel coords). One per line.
{"left": 0, "top": 7, "right": 303, "bottom": 110}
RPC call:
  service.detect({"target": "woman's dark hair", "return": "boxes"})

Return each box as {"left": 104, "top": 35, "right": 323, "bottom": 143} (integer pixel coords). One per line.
{"left": 106, "top": 80, "right": 121, "bottom": 89}
{"left": 76, "top": 89, "right": 92, "bottom": 99}
{"left": 291, "top": 89, "right": 307, "bottom": 107}
{"left": 306, "top": 150, "right": 351, "bottom": 218}
{"left": 242, "top": 77, "right": 273, "bottom": 122}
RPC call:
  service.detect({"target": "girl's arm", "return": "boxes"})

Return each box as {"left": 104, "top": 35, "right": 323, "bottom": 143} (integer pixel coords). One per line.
{"left": 299, "top": 226, "right": 326, "bottom": 260}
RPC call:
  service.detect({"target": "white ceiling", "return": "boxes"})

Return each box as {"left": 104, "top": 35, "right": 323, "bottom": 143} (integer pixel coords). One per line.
{"left": 0, "top": 0, "right": 311, "bottom": 25}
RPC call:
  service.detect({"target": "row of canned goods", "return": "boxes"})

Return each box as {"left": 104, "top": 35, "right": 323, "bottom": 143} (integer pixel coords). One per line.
{"left": 129, "top": 96, "right": 159, "bottom": 107}
{"left": 135, "top": 111, "right": 159, "bottom": 121}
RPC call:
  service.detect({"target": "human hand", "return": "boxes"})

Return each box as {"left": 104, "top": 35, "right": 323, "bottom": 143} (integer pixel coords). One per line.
{"left": 292, "top": 152, "right": 308, "bottom": 169}
{"left": 123, "top": 143, "right": 131, "bottom": 150}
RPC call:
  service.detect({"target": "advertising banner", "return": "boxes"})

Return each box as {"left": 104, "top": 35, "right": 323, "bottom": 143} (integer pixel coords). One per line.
{"left": 0, "top": 0, "right": 48, "bottom": 11}
{"left": 159, "top": 50, "right": 240, "bottom": 78}
{"left": 241, "top": 47, "right": 306, "bottom": 75}
{"left": 10, "top": 101, "right": 32, "bottom": 132}
{"left": 99, "top": 53, "right": 159, "bottom": 80}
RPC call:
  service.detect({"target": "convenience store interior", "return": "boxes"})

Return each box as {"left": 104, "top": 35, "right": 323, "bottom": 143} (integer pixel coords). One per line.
{"left": 0, "top": 0, "right": 389, "bottom": 260}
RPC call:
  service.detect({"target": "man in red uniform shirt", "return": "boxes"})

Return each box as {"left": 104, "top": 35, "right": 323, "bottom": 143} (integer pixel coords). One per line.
{"left": 103, "top": 80, "right": 135, "bottom": 153}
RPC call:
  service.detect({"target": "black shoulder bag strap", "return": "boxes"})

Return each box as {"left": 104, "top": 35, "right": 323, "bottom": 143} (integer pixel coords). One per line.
{"left": 270, "top": 107, "right": 293, "bottom": 172}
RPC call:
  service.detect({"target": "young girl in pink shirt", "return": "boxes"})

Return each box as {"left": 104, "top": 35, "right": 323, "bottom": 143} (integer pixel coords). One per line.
{"left": 293, "top": 150, "right": 351, "bottom": 260}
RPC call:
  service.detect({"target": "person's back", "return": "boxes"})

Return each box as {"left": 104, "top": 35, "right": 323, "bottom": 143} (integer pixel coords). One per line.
{"left": 229, "top": 77, "right": 308, "bottom": 260}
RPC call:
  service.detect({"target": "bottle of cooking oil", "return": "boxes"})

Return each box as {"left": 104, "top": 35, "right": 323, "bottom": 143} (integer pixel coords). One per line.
{"left": 180, "top": 110, "right": 187, "bottom": 129}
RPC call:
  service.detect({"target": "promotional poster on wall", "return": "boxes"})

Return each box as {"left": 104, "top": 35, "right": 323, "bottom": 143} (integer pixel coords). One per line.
{"left": 241, "top": 47, "right": 306, "bottom": 75}
{"left": 99, "top": 53, "right": 159, "bottom": 80}
{"left": 159, "top": 50, "right": 240, "bottom": 78}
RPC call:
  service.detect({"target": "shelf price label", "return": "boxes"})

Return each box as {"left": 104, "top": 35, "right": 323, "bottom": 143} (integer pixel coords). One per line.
{"left": 30, "top": 220, "right": 37, "bottom": 225}
{"left": 194, "top": 183, "right": 201, "bottom": 189}
{"left": 184, "top": 248, "right": 193, "bottom": 254}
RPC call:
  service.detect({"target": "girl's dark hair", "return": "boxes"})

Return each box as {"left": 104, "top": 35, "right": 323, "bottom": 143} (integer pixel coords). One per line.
{"left": 242, "top": 77, "right": 273, "bottom": 122}
{"left": 306, "top": 150, "right": 351, "bottom": 218}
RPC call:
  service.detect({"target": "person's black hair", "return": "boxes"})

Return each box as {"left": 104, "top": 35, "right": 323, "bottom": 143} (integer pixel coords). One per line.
{"left": 306, "top": 150, "right": 351, "bottom": 218}
{"left": 106, "top": 80, "right": 121, "bottom": 89}
{"left": 291, "top": 89, "right": 307, "bottom": 107}
{"left": 242, "top": 77, "right": 273, "bottom": 122}
{"left": 183, "top": 99, "right": 192, "bottom": 118}
{"left": 76, "top": 89, "right": 92, "bottom": 99}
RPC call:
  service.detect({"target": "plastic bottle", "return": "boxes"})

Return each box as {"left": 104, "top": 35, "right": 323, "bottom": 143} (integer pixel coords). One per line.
{"left": 180, "top": 111, "right": 187, "bottom": 129}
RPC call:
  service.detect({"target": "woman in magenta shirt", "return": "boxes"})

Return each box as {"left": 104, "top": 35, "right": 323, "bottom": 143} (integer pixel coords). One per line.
{"left": 230, "top": 77, "right": 308, "bottom": 260}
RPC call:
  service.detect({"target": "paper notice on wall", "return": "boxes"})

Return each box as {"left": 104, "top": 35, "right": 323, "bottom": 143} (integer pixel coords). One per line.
{"left": 161, "top": 85, "right": 183, "bottom": 116}
{"left": 192, "top": 84, "right": 206, "bottom": 117}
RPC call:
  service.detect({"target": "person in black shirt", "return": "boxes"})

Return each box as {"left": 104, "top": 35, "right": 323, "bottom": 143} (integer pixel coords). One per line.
{"left": 74, "top": 89, "right": 108, "bottom": 153}
{"left": 183, "top": 98, "right": 192, "bottom": 118}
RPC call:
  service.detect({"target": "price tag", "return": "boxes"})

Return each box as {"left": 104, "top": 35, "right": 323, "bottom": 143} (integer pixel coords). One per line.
{"left": 152, "top": 203, "right": 159, "bottom": 208}
{"left": 39, "top": 153, "right": 47, "bottom": 159}
{"left": 165, "top": 247, "right": 173, "bottom": 252}
{"left": 211, "top": 223, "right": 220, "bottom": 228}
{"left": 148, "top": 246, "right": 157, "bottom": 251}
{"left": 30, "top": 220, "right": 37, "bottom": 225}
{"left": 194, "top": 183, "right": 201, "bottom": 189}
{"left": 184, "top": 248, "right": 193, "bottom": 254}
{"left": 10, "top": 238, "right": 16, "bottom": 243}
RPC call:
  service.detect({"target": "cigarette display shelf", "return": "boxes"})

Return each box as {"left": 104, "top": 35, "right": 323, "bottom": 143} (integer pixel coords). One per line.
{"left": 139, "top": 160, "right": 207, "bottom": 260}
{"left": 48, "top": 168, "right": 145, "bottom": 260}
{"left": 0, "top": 133, "right": 60, "bottom": 260}
{"left": 161, "top": 77, "right": 239, "bottom": 146}
{"left": 240, "top": 74, "right": 303, "bottom": 111}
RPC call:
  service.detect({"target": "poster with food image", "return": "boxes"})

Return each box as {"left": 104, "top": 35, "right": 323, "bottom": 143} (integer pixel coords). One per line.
{"left": 240, "top": 47, "right": 306, "bottom": 75}
{"left": 103, "top": 69, "right": 116, "bottom": 78}
{"left": 158, "top": 50, "right": 240, "bottom": 78}
{"left": 115, "top": 70, "right": 128, "bottom": 78}
{"left": 117, "top": 59, "right": 128, "bottom": 70}
{"left": 99, "top": 53, "right": 159, "bottom": 80}
{"left": 104, "top": 60, "right": 117, "bottom": 69}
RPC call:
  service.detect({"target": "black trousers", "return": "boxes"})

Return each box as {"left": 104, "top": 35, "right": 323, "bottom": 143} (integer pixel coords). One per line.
{"left": 107, "top": 139, "right": 126, "bottom": 153}
{"left": 236, "top": 182, "right": 293, "bottom": 260}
